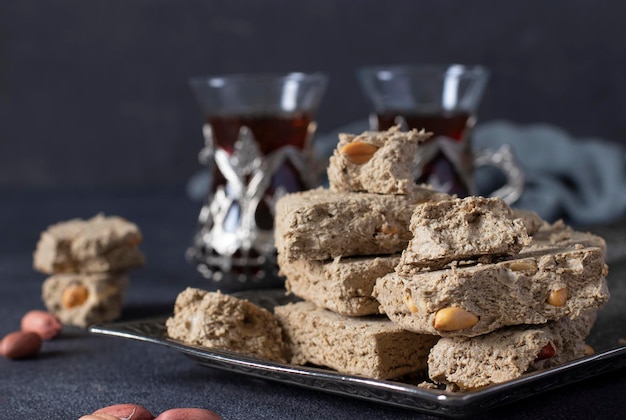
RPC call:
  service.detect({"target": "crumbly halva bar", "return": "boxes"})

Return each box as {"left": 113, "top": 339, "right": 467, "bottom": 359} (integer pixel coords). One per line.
{"left": 166, "top": 288, "right": 288, "bottom": 363}
{"left": 327, "top": 126, "right": 432, "bottom": 195}
{"left": 525, "top": 219, "right": 607, "bottom": 255}
{"left": 33, "top": 214, "right": 145, "bottom": 274}
{"left": 274, "top": 187, "right": 449, "bottom": 261}
{"left": 374, "top": 245, "right": 609, "bottom": 337}
{"left": 42, "top": 272, "right": 128, "bottom": 327}
{"left": 505, "top": 215, "right": 606, "bottom": 255}
{"left": 280, "top": 253, "right": 400, "bottom": 316}
{"left": 511, "top": 208, "right": 545, "bottom": 236}
{"left": 428, "top": 312, "right": 596, "bottom": 390}
{"left": 397, "top": 197, "right": 530, "bottom": 272}
{"left": 274, "top": 301, "right": 439, "bottom": 380}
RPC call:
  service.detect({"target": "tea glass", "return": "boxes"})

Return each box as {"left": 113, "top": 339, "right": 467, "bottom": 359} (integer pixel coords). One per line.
{"left": 187, "top": 72, "right": 328, "bottom": 290}
{"left": 357, "top": 64, "right": 523, "bottom": 203}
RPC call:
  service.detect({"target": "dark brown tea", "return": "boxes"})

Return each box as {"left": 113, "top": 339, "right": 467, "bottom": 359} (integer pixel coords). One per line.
{"left": 209, "top": 112, "right": 313, "bottom": 199}
{"left": 376, "top": 110, "right": 474, "bottom": 197}
{"left": 208, "top": 113, "right": 313, "bottom": 154}
{"left": 376, "top": 110, "right": 471, "bottom": 142}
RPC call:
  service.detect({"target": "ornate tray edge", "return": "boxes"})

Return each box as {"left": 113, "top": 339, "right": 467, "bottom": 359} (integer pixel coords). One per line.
{"left": 89, "top": 316, "right": 626, "bottom": 418}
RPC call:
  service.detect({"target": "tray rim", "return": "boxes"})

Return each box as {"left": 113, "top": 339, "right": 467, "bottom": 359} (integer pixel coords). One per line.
{"left": 89, "top": 315, "right": 626, "bottom": 418}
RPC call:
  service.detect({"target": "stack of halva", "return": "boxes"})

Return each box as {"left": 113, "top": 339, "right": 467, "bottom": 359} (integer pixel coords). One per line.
{"left": 164, "top": 126, "right": 610, "bottom": 390}
{"left": 33, "top": 214, "right": 145, "bottom": 328}
{"left": 272, "top": 126, "right": 610, "bottom": 389}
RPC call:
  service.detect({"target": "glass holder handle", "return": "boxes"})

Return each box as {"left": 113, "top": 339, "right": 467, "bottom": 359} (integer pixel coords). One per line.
{"left": 474, "top": 145, "right": 525, "bottom": 205}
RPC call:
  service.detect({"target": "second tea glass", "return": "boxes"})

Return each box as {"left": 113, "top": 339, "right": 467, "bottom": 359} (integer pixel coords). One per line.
{"left": 358, "top": 64, "right": 523, "bottom": 203}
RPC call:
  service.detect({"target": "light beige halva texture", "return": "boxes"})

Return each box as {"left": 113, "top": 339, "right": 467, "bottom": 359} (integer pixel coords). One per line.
{"left": 525, "top": 220, "right": 607, "bottom": 255}
{"left": 327, "top": 126, "right": 431, "bottom": 195}
{"left": 511, "top": 208, "right": 546, "bottom": 236}
{"left": 274, "top": 187, "right": 449, "bottom": 261}
{"left": 166, "top": 288, "right": 288, "bottom": 363}
{"left": 375, "top": 245, "right": 609, "bottom": 337}
{"left": 428, "top": 312, "right": 596, "bottom": 390}
{"left": 280, "top": 253, "right": 400, "bottom": 316}
{"left": 33, "top": 214, "right": 145, "bottom": 274}
{"left": 42, "top": 272, "right": 128, "bottom": 327}
{"left": 274, "top": 301, "right": 439, "bottom": 380}
{"left": 272, "top": 124, "right": 610, "bottom": 389}
{"left": 397, "top": 196, "right": 530, "bottom": 272}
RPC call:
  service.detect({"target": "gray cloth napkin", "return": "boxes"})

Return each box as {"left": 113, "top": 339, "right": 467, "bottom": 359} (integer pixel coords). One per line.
{"left": 474, "top": 120, "right": 626, "bottom": 226}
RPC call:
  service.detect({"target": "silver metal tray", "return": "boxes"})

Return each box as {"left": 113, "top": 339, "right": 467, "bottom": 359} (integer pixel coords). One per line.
{"left": 89, "top": 290, "right": 626, "bottom": 418}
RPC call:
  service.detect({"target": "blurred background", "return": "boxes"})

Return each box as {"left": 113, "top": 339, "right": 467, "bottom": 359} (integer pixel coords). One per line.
{"left": 1, "top": 0, "right": 626, "bottom": 189}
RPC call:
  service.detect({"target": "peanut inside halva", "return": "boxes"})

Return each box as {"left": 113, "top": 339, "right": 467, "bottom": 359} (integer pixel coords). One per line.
{"left": 433, "top": 307, "right": 479, "bottom": 332}
{"left": 508, "top": 261, "right": 538, "bottom": 273}
{"left": 61, "top": 284, "right": 90, "bottom": 308}
{"left": 340, "top": 141, "right": 379, "bottom": 165}
{"left": 404, "top": 293, "right": 419, "bottom": 313}
{"left": 547, "top": 287, "right": 568, "bottom": 307}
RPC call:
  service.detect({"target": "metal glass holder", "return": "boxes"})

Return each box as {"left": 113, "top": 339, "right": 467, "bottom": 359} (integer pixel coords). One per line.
{"left": 186, "top": 122, "right": 319, "bottom": 290}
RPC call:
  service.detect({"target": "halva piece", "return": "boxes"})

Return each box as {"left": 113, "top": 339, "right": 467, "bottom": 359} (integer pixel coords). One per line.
{"left": 274, "top": 187, "right": 449, "bottom": 261}
{"left": 280, "top": 253, "right": 400, "bottom": 316}
{"left": 42, "top": 272, "right": 128, "bottom": 327}
{"left": 33, "top": 214, "right": 145, "bottom": 274}
{"left": 166, "top": 288, "right": 288, "bottom": 363}
{"left": 274, "top": 301, "right": 439, "bottom": 380}
{"left": 526, "top": 220, "right": 607, "bottom": 255}
{"left": 428, "top": 312, "right": 596, "bottom": 390}
{"left": 374, "top": 245, "right": 609, "bottom": 337}
{"left": 327, "top": 126, "right": 431, "bottom": 195}
{"left": 397, "top": 196, "right": 530, "bottom": 272}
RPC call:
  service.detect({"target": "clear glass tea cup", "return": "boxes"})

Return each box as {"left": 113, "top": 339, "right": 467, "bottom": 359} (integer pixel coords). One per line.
{"left": 357, "top": 64, "right": 523, "bottom": 203}
{"left": 187, "top": 72, "right": 328, "bottom": 290}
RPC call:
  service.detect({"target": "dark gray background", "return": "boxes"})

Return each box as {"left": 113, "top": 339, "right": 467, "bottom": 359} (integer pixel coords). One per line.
{"left": 2, "top": 0, "right": 626, "bottom": 188}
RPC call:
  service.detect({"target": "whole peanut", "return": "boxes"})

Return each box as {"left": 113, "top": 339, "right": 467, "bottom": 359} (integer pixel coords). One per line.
{"left": 79, "top": 415, "right": 120, "bottom": 420}
{"left": 155, "top": 408, "right": 223, "bottom": 420}
{"left": 21, "top": 310, "right": 62, "bottom": 340}
{"left": 92, "top": 404, "right": 154, "bottom": 420}
{"left": 0, "top": 330, "right": 42, "bottom": 359}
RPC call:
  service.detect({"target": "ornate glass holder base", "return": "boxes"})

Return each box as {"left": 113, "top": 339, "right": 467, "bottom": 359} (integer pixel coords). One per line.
{"left": 186, "top": 123, "right": 318, "bottom": 291}
{"left": 186, "top": 243, "right": 281, "bottom": 289}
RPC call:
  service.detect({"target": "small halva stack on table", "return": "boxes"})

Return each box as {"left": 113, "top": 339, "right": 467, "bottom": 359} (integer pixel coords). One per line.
{"left": 273, "top": 126, "right": 610, "bottom": 389}
{"left": 33, "top": 214, "right": 145, "bottom": 328}
{"left": 166, "top": 126, "right": 610, "bottom": 390}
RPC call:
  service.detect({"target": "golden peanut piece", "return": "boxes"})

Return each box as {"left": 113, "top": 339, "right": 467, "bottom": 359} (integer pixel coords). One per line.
{"left": 21, "top": 310, "right": 62, "bottom": 340}
{"left": 61, "top": 284, "right": 90, "bottom": 308}
{"left": 584, "top": 344, "right": 595, "bottom": 356}
{"left": 154, "top": 408, "right": 223, "bottom": 420}
{"left": 508, "top": 261, "right": 537, "bottom": 272}
{"left": 93, "top": 404, "right": 154, "bottom": 420}
{"left": 376, "top": 224, "right": 398, "bottom": 235}
{"left": 433, "top": 307, "right": 479, "bottom": 331}
{"left": 404, "top": 294, "right": 418, "bottom": 313}
{"left": 547, "top": 287, "right": 568, "bottom": 307}
{"left": 602, "top": 264, "right": 609, "bottom": 277}
{"left": 536, "top": 342, "right": 556, "bottom": 360}
{"left": 340, "top": 141, "right": 379, "bottom": 165}
{"left": 0, "top": 330, "right": 42, "bottom": 359}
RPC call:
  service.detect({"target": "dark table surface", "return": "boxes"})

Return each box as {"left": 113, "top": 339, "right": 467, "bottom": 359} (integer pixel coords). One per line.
{"left": 1, "top": 187, "right": 626, "bottom": 420}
